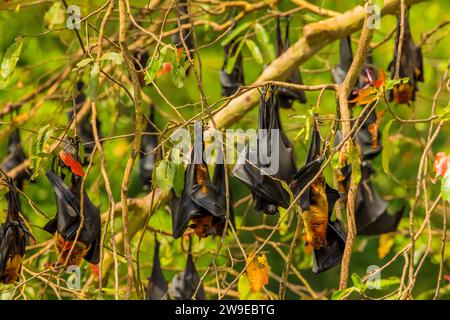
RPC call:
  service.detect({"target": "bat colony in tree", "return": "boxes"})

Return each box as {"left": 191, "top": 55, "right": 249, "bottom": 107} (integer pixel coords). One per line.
{"left": 0, "top": 2, "right": 429, "bottom": 300}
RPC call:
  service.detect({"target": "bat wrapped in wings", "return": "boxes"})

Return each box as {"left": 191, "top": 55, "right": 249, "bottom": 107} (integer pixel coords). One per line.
{"left": 354, "top": 108, "right": 382, "bottom": 160}
{"left": 68, "top": 81, "right": 101, "bottom": 163}
{"left": 170, "top": 128, "right": 226, "bottom": 239}
{"left": 335, "top": 129, "right": 403, "bottom": 236}
{"left": 44, "top": 170, "right": 101, "bottom": 266}
{"left": 146, "top": 237, "right": 169, "bottom": 300}
{"left": 139, "top": 106, "right": 160, "bottom": 190}
{"left": 220, "top": 20, "right": 245, "bottom": 97}
{"left": 169, "top": 251, "right": 205, "bottom": 300}
{"left": 388, "top": 8, "right": 424, "bottom": 104}
{"left": 233, "top": 86, "right": 297, "bottom": 215}
{"left": 1, "top": 129, "right": 31, "bottom": 190}
{"left": 332, "top": 37, "right": 377, "bottom": 103}
{"left": 290, "top": 120, "right": 346, "bottom": 274}
{"left": 0, "top": 178, "right": 34, "bottom": 284}
{"left": 275, "top": 16, "right": 307, "bottom": 108}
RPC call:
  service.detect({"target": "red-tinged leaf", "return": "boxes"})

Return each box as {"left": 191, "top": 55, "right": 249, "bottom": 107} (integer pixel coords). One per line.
{"left": 444, "top": 274, "right": 450, "bottom": 282}
{"left": 434, "top": 152, "right": 449, "bottom": 178}
{"left": 176, "top": 47, "right": 184, "bottom": 61}
{"left": 349, "top": 87, "right": 374, "bottom": 103}
{"left": 90, "top": 263, "right": 100, "bottom": 279}
{"left": 374, "top": 69, "right": 386, "bottom": 88}
{"left": 157, "top": 62, "right": 172, "bottom": 77}
{"left": 59, "top": 150, "right": 85, "bottom": 177}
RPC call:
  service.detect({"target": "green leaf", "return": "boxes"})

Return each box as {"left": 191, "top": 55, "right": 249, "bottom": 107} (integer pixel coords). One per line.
{"left": 154, "top": 159, "right": 184, "bottom": 193}
{"left": 331, "top": 287, "right": 357, "bottom": 300}
{"left": 100, "top": 52, "right": 123, "bottom": 65}
{"left": 385, "top": 77, "right": 409, "bottom": 91}
{"left": 351, "top": 273, "right": 363, "bottom": 290}
{"left": 245, "top": 39, "right": 263, "bottom": 64}
{"left": 30, "top": 125, "right": 53, "bottom": 180}
{"left": 44, "top": 3, "right": 65, "bottom": 29}
{"left": 375, "top": 277, "right": 401, "bottom": 290}
{"left": 144, "top": 48, "right": 168, "bottom": 85}
{"left": 172, "top": 162, "right": 185, "bottom": 197}
{"left": 382, "top": 119, "right": 394, "bottom": 175}
{"left": 88, "top": 62, "right": 100, "bottom": 101}
{"left": 76, "top": 58, "right": 93, "bottom": 69}
{"left": 1, "top": 36, "right": 23, "bottom": 80}
{"left": 220, "top": 21, "right": 252, "bottom": 47}
{"left": 254, "top": 23, "right": 275, "bottom": 62}
{"left": 442, "top": 171, "right": 450, "bottom": 201}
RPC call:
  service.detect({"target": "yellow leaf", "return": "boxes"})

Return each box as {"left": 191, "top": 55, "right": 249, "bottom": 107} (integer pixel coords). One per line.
{"left": 378, "top": 233, "right": 395, "bottom": 259}
{"left": 246, "top": 253, "right": 269, "bottom": 292}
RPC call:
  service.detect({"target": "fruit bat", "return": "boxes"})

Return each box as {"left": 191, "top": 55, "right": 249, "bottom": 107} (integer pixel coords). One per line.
{"left": 44, "top": 171, "right": 101, "bottom": 266}
{"left": 335, "top": 132, "right": 404, "bottom": 236}
{"left": 1, "top": 129, "right": 31, "bottom": 190}
{"left": 172, "top": 0, "right": 194, "bottom": 54}
{"left": 68, "top": 81, "right": 101, "bottom": 163}
{"left": 332, "top": 37, "right": 377, "bottom": 102}
{"left": 139, "top": 107, "right": 160, "bottom": 190}
{"left": 275, "top": 16, "right": 307, "bottom": 108}
{"left": 0, "top": 178, "right": 33, "bottom": 284}
{"left": 146, "top": 238, "right": 169, "bottom": 300}
{"left": 169, "top": 252, "right": 205, "bottom": 300}
{"left": 134, "top": 49, "right": 149, "bottom": 87}
{"left": 170, "top": 131, "right": 226, "bottom": 239}
{"left": 220, "top": 20, "right": 245, "bottom": 97}
{"left": 290, "top": 120, "right": 346, "bottom": 274}
{"left": 388, "top": 8, "right": 424, "bottom": 104}
{"left": 233, "top": 87, "right": 297, "bottom": 215}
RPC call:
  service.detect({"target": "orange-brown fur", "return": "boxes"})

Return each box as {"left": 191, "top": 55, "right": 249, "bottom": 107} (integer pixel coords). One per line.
{"left": 303, "top": 177, "right": 328, "bottom": 250}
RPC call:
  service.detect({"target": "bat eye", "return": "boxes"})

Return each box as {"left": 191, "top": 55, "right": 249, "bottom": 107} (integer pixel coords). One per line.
{"left": 189, "top": 224, "right": 197, "bottom": 229}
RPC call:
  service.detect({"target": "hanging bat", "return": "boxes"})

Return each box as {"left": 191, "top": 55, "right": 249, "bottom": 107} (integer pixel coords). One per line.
{"left": 172, "top": 0, "right": 194, "bottom": 54}
{"left": 133, "top": 49, "right": 149, "bottom": 87}
{"left": 1, "top": 129, "right": 31, "bottom": 190}
{"left": 275, "top": 16, "right": 307, "bottom": 108}
{"left": 233, "top": 86, "right": 297, "bottom": 215}
{"left": 220, "top": 20, "right": 245, "bottom": 97}
{"left": 139, "top": 106, "right": 160, "bottom": 190}
{"left": 388, "top": 8, "right": 424, "bottom": 104}
{"left": 0, "top": 178, "right": 34, "bottom": 284}
{"left": 290, "top": 120, "right": 346, "bottom": 274}
{"left": 44, "top": 171, "right": 101, "bottom": 266}
{"left": 68, "top": 81, "right": 101, "bottom": 163}
{"left": 332, "top": 37, "right": 377, "bottom": 102}
{"left": 146, "top": 237, "right": 169, "bottom": 300}
{"left": 170, "top": 130, "right": 226, "bottom": 239}
{"left": 169, "top": 252, "right": 205, "bottom": 300}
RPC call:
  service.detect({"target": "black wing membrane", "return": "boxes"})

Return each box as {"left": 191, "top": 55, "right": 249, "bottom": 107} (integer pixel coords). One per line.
{"left": 0, "top": 179, "right": 33, "bottom": 284}
{"left": 44, "top": 172, "right": 101, "bottom": 264}
{"left": 275, "top": 16, "right": 307, "bottom": 108}
{"left": 1, "top": 129, "right": 31, "bottom": 190}
{"left": 68, "top": 81, "right": 101, "bottom": 163}
{"left": 172, "top": 0, "right": 194, "bottom": 53}
{"left": 233, "top": 87, "right": 296, "bottom": 215}
{"left": 147, "top": 238, "right": 169, "bottom": 300}
{"left": 220, "top": 20, "right": 245, "bottom": 97}
{"left": 169, "top": 253, "right": 205, "bottom": 300}
{"left": 388, "top": 8, "right": 424, "bottom": 104}
{"left": 170, "top": 130, "right": 226, "bottom": 239}
{"left": 139, "top": 106, "right": 160, "bottom": 190}
{"left": 291, "top": 120, "right": 346, "bottom": 274}
{"left": 332, "top": 37, "right": 353, "bottom": 85}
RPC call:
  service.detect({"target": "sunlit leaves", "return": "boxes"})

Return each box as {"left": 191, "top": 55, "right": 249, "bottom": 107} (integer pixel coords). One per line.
{"left": 100, "top": 52, "right": 123, "bottom": 65}
{"left": 245, "top": 39, "right": 263, "bottom": 65}
{"left": 238, "top": 253, "right": 269, "bottom": 300}
{"left": 154, "top": 159, "right": 185, "bottom": 196}
{"left": 144, "top": 47, "right": 188, "bottom": 88}
{"left": 378, "top": 233, "right": 395, "bottom": 259}
{"left": 30, "top": 125, "right": 54, "bottom": 180}
{"left": 44, "top": 3, "right": 65, "bottom": 29}
{"left": 1, "top": 36, "right": 23, "bottom": 80}
{"left": 220, "top": 22, "right": 252, "bottom": 47}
